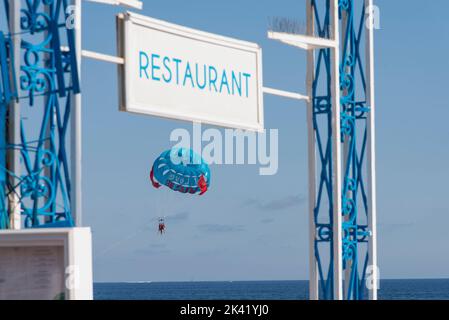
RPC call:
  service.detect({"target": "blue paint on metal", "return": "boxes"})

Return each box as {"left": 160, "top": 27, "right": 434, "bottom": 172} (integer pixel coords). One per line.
{"left": 0, "top": 32, "right": 17, "bottom": 107}
{"left": 0, "top": 103, "right": 6, "bottom": 229}
{"left": 311, "top": 0, "right": 334, "bottom": 300}
{"left": 312, "top": 0, "right": 372, "bottom": 300}
{"left": 3, "top": 0, "right": 9, "bottom": 25}
{"left": 339, "top": 0, "right": 372, "bottom": 300}
{"left": 0, "top": 27, "right": 18, "bottom": 229}
{"left": 0, "top": 0, "right": 80, "bottom": 229}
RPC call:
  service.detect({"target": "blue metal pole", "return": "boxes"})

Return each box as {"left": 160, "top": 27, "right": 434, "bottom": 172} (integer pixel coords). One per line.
{"left": 310, "top": 0, "right": 376, "bottom": 300}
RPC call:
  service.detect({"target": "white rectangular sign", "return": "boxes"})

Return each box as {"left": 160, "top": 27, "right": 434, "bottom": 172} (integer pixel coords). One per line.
{"left": 0, "top": 246, "right": 65, "bottom": 300}
{"left": 0, "top": 228, "right": 93, "bottom": 300}
{"left": 117, "top": 12, "right": 264, "bottom": 131}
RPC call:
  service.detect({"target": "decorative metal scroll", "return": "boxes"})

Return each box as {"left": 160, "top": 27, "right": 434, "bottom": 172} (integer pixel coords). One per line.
{"left": 0, "top": 0, "right": 80, "bottom": 228}
{"left": 338, "top": 0, "right": 371, "bottom": 300}
{"left": 312, "top": 0, "right": 372, "bottom": 300}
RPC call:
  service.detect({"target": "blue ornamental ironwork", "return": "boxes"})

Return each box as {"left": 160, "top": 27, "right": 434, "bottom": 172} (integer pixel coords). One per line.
{"left": 338, "top": 0, "right": 372, "bottom": 300}
{"left": 312, "top": 0, "right": 372, "bottom": 300}
{"left": 311, "top": 0, "right": 335, "bottom": 299}
{"left": 0, "top": 0, "right": 80, "bottom": 228}
{"left": 0, "top": 29, "right": 18, "bottom": 229}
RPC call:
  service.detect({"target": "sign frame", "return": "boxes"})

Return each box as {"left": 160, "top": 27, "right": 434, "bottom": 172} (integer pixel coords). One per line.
{"left": 117, "top": 12, "right": 264, "bottom": 132}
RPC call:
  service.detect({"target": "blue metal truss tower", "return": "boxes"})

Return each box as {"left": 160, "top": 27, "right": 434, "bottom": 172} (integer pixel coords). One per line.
{"left": 307, "top": 0, "right": 377, "bottom": 300}
{"left": 0, "top": 0, "right": 80, "bottom": 229}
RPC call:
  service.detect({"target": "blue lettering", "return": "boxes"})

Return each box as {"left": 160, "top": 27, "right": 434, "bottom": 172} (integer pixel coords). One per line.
{"left": 209, "top": 66, "right": 218, "bottom": 92}
{"left": 139, "top": 51, "right": 149, "bottom": 79}
{"left": 231, "top": 71, "right": 242, "bottom": 96}
{"left": 173, "top": 58, "right": 182, "bottom": 85}
{"left": 162, "top": 56, "right": 172, "bottom": 83}
{"left": 183, "top": 62, "right": 195, "bottom": 88}
{"left": 139, "top": 53, "right": 250, "bottom": 98}
{"left": 220, "top": 70, "right": 230, "bottom": 94}
{"left": 195, "top": 63, "right": 207, "bottom": 90}
{"left": 243, "top": 73, "right": 251, "bottom": 97}
{"left": 151, "top": 54, "right": 161, "bottom": 81}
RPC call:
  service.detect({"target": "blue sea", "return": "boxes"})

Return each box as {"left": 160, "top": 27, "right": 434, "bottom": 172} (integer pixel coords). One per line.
{"left": 94, "top": 279, "right": 449, "bottom": 300}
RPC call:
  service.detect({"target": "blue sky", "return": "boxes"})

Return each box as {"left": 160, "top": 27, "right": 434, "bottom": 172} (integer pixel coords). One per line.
{"left": 80, "top": 0, "right": 449, "bottom": 281}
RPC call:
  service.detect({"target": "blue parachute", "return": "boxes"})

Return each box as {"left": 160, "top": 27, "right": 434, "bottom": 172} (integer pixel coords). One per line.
{"left": 150, "top": 148, "right": 210, "bottom": 195}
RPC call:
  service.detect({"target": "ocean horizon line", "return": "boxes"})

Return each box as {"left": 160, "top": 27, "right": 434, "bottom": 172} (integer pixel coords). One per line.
{"left": 95, "top": 278, "right": 449, "bottom": 284}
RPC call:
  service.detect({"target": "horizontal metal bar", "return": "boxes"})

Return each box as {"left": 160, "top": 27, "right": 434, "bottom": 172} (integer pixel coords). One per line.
{"left": 268, "top": 31, "right": 337, "bottom": 50}
{"left": 263, "top": 86, "right": 309, "bottom": 102}
{"left": 81, "top": 49, "right": 125, "bottom": 64}
{"left": 60, "top": 46, "right": 125, "bottom": 64}
{"left": 85, "top": 0, "right": 143, "bottom": 9}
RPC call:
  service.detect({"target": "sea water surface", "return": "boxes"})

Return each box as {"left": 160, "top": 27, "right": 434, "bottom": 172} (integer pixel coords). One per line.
{"left": 94, "top": 279, "right": 449, "bottom": 300}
